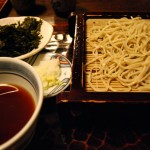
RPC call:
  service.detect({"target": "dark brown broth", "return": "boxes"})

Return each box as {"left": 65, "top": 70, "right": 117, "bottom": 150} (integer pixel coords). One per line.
{"left": 0, "top": 84, "right": 35, "bottom": 145}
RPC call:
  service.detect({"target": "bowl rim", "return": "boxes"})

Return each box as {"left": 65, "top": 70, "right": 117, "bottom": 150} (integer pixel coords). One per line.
{"left": 0, "top": 57, "right": 43, "bottom": 149}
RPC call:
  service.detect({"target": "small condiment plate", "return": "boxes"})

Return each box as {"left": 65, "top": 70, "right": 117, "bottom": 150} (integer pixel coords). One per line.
{"left": 26, "top": 52, "right": 72, "bottom": 98}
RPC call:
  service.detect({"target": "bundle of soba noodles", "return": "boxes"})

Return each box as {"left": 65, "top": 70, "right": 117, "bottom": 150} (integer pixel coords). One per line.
{"left": 85, "top": 17, "right": 150, "bottom": 92}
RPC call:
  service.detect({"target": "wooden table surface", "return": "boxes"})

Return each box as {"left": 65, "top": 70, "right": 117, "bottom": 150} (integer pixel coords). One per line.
{"left": 7, "top": 0, "right": 150, "bottom": 32}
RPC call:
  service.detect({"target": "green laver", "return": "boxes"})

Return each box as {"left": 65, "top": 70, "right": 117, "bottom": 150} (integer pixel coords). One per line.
{"left": 0, "top": 17, "right": 42, "bottom": 57}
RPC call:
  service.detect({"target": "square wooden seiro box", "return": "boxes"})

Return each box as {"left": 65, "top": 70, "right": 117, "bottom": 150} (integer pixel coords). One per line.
{"left": 57, "top": 12, "right": 150, "bottom": 104}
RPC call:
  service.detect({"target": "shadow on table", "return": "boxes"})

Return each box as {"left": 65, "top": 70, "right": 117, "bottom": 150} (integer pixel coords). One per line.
{"left": 26, "top": 97, "right": 150, "bottom": 150}
{"left": 58, "top": 102, "right": 150, "bottom": 150}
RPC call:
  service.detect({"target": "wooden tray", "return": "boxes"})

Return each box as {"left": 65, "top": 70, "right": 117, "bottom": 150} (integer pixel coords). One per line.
{"left": 57, "top": 12, "right": 150, "bottom": 103}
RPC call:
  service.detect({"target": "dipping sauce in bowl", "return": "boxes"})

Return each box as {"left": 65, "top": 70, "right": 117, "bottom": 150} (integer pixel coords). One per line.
{"left": 0, "top": 57, "right": 43, "bottom": 150}
{"left": 0, "top": 84, "right": 35, "bottom": 145}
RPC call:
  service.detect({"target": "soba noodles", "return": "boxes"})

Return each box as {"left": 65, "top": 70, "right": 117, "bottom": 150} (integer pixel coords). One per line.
{"left": 85, "top": 17, "right": 150, "bottom": 92}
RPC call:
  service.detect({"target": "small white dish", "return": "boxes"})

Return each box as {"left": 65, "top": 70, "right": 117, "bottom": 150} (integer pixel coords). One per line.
{"left": 26, "top": 52, "right": 72, "bottom": 97}
{"left": 0, "top": 16, "right": 53, "bottom": 59}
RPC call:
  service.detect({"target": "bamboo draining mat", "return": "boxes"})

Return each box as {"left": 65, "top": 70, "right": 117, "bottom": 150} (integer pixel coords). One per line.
{"left": 85, "top": 19, "right": 109, "bottom": 92}
{"left": 84, "top": 18, "right": 150, "bottom": 92}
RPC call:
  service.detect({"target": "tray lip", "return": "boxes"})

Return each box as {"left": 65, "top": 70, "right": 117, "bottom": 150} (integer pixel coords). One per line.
{"left": 57, "top": 12, "right": 150, "bottom": 103}
{"left": 82, "top": 11, "right": 150, "bottom": 17}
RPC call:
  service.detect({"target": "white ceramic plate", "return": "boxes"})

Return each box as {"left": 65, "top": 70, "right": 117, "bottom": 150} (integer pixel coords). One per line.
{"left": 0, "top": 16, "right": 53, "bottom": 60}
{"left": 26, "top": 52, "right": 72, "bottom": 97}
